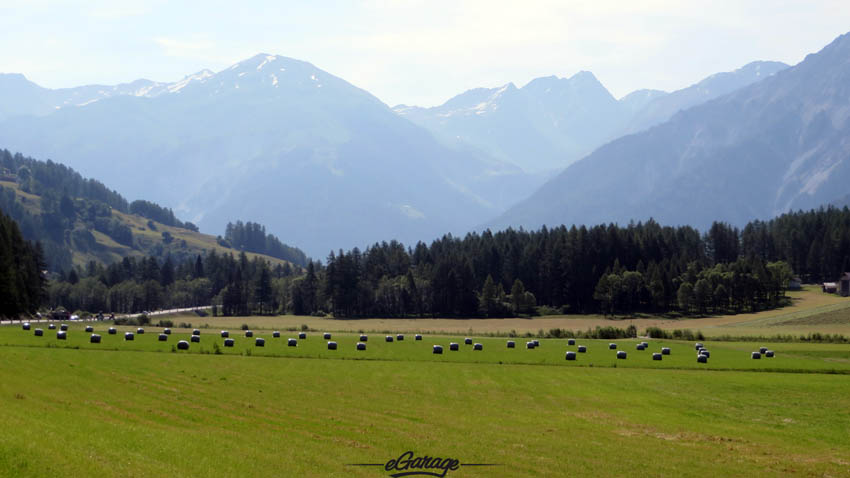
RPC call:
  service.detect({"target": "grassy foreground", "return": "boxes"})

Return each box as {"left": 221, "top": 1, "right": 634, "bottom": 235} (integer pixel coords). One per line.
{"left": 1, "top": 346, "right": 849, "bottom": 477}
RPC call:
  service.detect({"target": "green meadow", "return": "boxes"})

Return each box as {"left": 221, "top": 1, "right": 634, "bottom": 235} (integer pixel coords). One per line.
{"left": 2, "top": 322, "right": 850, "bottom": 477}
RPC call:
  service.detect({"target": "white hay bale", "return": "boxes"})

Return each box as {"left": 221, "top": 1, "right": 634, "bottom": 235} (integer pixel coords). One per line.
{"left": 464, "top": 337, "right": 472, "bottom": 345}
{"left": 48, "top": 324, "right": 56, "bottom": 330}
{"left": 85, "top": 325, "right": 93, "bottom": 332}
{"left": 22, "top": 322, "right": 30, "bottom": 330}
{"left": 507, "top": 340, "right": 515, "bottom": 348}
{"left": 288, "top": 338, "right": 297, "bottom": 347}
{"left": 699, "top": 349, "right": 710, "bottom": 358}
{"left": 90, "top": 334, "right": 101, "bottom": 343}
{"left": 616, "top": 350, "right": 627, "bottom": 359}
{"left": 695, "top": 342, "right": 703, "bottom": 350}
{"left": 360, "top": 334, "right": 368, "bottom": 342}
{"left": 323, "top": 333, "right": 331, "bottom": 340}
{"left": 273, "top": 331, "right": 280, "bottom": 338}
{"left": 652, "top": 353, "right": 662, "bottom": 361}
{"left": 415, "top": 334, "right": 422, "bottom": 341}
{"left": 56, "top": 331, "right": 67, "bottom": 340}
{"left": 327, "top": 341, "right": 338, "bottom": 350}
{"left": 137, "top": 328, "right": 145, "bottom": 334}
{"left": 397, "top": 334, "right": 404, "bottom": 341}
{"left": 192, "top": 329, "right": 201, "bottom": 336}
{"left": 60, "top": 324, "right": 68, "bottom": 331}
{"left": 108, "top": 327, "right": 116, "bottom": 334}
{"left": 177, "top": 340, "right": 189, "bottom": 350}
{"left": 298, "top": 332, "right": 307, "bottom": 339}
{"left": 224, "top": 338, "right": 235, "bottom": 347}
{"left": 244, "top": 330, "right": 253, "bottom": 337}
{"left": 567, "top": 339, "right": 575, "bottom": 346}
{"left": 697, "top": 354, "right": 708, "bottom": 363}
{"left": 526, "top": 341, "right": 535, "bottom": 349}
{"left": 158, "top": 333, "right": 168, "bottom": 341}
{"left": 765, "top": 350, "right": 775, "bottom": 358}
{"left": 34, "top": 328, "right": 43, "bottom": 336}
{"left": 759, "top": 347, "right": 768, "bottom": 354}
{"left": 125, "top": 332, "right": 134, "bottom": 341}
{"left": 662, "top": 347, "right": 671, "bottom": 355}
{"left": 220, "top": 330, "right": 229, "bottom": 337}
{"left": 163, "top": 328, "right": 171, "bottom": 335}
{"left": 432, "top": 345, "right": 443, "bottom": 354}
{"left": 752, "top": 352, "right": 761, "bottom": 359}
{"left": 609, "top": 343, "right": 617, "bottom": 350}
{"left": 385, "top": 335, "right": 394, "bottom": 343}
{"left": 190, "top": 335, "right": 200, "bottom": 343}
{"left": 255, "top": 338, "right": 265, "bottom": 347}
{"left": 473, "top": 343, "right": 483, "bottom": 351}
{"left": 565, "top": 351, "right": 576, "bottom": 361}
{"left": 578, "top": 345, "right": 587, "bottom": 353}
{"left": 636, "top": 344, "right": 645, "bottom": 350}
{"left": 449, "top": 342, "right": 459, "bottom": 351}
{"left": 356, "top": 342, "right": 366, "bottom": 351}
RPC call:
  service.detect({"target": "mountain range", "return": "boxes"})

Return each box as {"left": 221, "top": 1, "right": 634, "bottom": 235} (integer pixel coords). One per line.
{"left": 492, "top": 32, "right": 850, "bottom": 232}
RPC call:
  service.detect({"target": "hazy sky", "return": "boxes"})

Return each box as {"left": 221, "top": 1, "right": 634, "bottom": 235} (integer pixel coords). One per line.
{"left": 1, "top": 0, "right": 849, "bottom": 106}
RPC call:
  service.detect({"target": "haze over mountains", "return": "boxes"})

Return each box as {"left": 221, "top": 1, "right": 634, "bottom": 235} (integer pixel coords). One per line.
{"left": 492, "top": 32, "right": 850, "bottom": 233}
{"left": 3, "top": 32, "right": 847, "bottom": 258}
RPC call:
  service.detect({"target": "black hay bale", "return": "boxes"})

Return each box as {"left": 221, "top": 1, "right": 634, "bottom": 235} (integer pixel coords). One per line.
{"left": 356, "top": 342, "right": 366, "bottom": 351}
{"left": 565, "top": 351, "right": 577, "bottom": 361}
{"left": 125, "top": 332, "right": 134, "bottom": 341}
{"left": 636, "top": 344, "right": 645, "bottom": 351}
{"left": 360, "top": 334, "right": 368, "bottom": 342}
{"left": 464, "top": 337, "right": 472, "bottom": 345}
{"left": 220, "top": 330, "right": 229, "bottom": 338}
{"left": 190, "top": 335, "right": 200, "bottom": 343}
{"left": 137, "top": 328, "right": 145, "bottom": 334}
{"left": 532, "top": 340, "right": 540, "bottom": 347}
{"left": 85, "top": 325, "right": 93, "bottom": 332}
{"left": 158, "top": 334, "right": 168, "bottom": 341}
{"left": 385, "top": 335, "right": 394, "bottom": 342}
{"left": 177, "top": 340, "right": 189, "bottom": 350}
{"left": 652, "top": 353, "right": 662, "bottom": 361}
{"left": 192, "top": 329, "right": 201, "bottom": 336}
{"left": 433, "top": 345, "right": 443, "bottom": 354}
{"left": 415, "top": 334, "right": 422, "bottom": 341}
{"left": 640, "top": 342, "right": 648, "bottom": 347}
{"left": 244, "top": 330, "right": 253, "bottom": 337}
{"left": 48, "top": 324, "right": 56, "bottom": 330}
{"left": 255, "top": 338, "right": 265, "bottom": 347}
{"left": 765, "top": 350, "right": 775, "bottom": 358}
{"left": 298, "top": 332, "right": 307, "bottom": 339}
{"left": 272, "top": 331, "right": 280, "bottom": 338}
{"left": 327, "top": 341, "right": 338, "bottom": 350}
{"left": 34, "top": 328, "right": 43, "bottom": 336}
{"left": 323, "top": 333, "right": 331, "bottom": 340}
{"left": 163, "top": 328, "right": 171, "bottom": 335}
{"left": 60, "top": 324, "right": 68, "bottom": 331}
{"left": 567, "top": 339, "right": 575, "bottom": 346}
{"left": 90, "top": 334, "right": 101, "bottom": 343}
{"left": 695, "top": 342, "right": 704, "bottom": 350}
{"left": 697, "top": 354, "right": 708, "bottom": 363}
{"left": 108, "top": 327, "right": 116, "bottom": 335}
{"left": 57, "top": 331, "right": 67, "bottom": 340}
{"left": 578, "top": 345, "right": 587, "bottom": 353}
{"left": 507, "top": 340, "right": 515, "bottom": 348}
{"left": 396, "top": 334, "right": 404, "bottom": 341}
{"left": 224, "top": 338, "right": 234, "bottom": 347}
{"left": 759, "top": 347, "right": 768, "bottom": 354}
{"left": 473, "top": 343, "right": 483, "bottom": 351}
{"left": 609, "top": 343, "right": 617, "bottom": 350}
{"left": 22, "top": 322, "right": 30, "bottom": 330}
{"left": 288, "top": 338, "right": 297, "bottom": 347}
{"left": 526, "top": 341, "right": 535, "bottom": 349}
{"left": 699, "top": 349, "right": 710, "bottom": 358}
{"left": 616, "top": 351, "right": 627, "bottom": 359}
{"left": 752, "top": 352, "right": 761, "bottom": 359}
{"left": 662, "top": 347, "right": 671, "bottom": 355}
{"left": 449, "top": 342, "right": 459, "bottom": 351}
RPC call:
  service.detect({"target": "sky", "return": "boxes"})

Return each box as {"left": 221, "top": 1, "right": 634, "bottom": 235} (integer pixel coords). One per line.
{"left": 1, "top": 0, "right": 849, "bottom": 107}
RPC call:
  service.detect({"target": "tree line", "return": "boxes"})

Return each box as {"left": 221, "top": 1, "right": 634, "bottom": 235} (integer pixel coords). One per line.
{"left": 0, "top": 209, "right": 46, "bottom": 318}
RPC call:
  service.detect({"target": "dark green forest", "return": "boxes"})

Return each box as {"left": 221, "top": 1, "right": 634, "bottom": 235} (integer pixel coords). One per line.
{"left": 0, "top": 209, "right": 46, "bottom": 318}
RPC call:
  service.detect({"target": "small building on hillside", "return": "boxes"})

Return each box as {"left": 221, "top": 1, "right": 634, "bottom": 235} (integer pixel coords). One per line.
{"left": 840, "top": 273, "right": 850, "bottom": 297}
{"left": 788, "top": 277, "right": 802, "bottom": 291}
{"left": 823, "top": 282, "right": 838, "bottom": 293}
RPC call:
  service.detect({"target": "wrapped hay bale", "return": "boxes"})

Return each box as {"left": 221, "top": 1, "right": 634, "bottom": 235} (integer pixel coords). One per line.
{"left": 125, "top": 332, "right": 134, "bottom": 341}
{"left": 356, "top": 342, "right": 366, "bottom": 351}
{"left": 652, "top": 353, "right": 662, "bottom": 361}
{"left": 224, "top": 338, "right": 235, "bottom": 347}
{"left": 163, "top": 328, "right": 171, "bottom": 335}
{"left": 526, "top": 341, "right": 535, "bottom": 349}
{"left": 158, "top": 334, "right": 168, "bottom": 342}
{"left": 616, "top": 351, "right": 627, "bottom": 359}
{"left": 661, "top": 347, "right": 671, "bottom": 355}
{"left": 272, "top": 331, "right": 280, "bottom": 338}
{"left": 765, "top": 350, "right": 775, "bottom": 358}
{"left": 396, "top": 334, "right": 404, "bottom": 341}
{"left": 473, "top": 343, "right": 483, "bottom": 351}
{"left": 464, "top": 338, "right": 472, "bottom": 345}
{"left": 220, "top": 330, "right": 229, "bottom": 338}
{"left": 565, "top": 351, "right": 576, "bottom": 361}
{"left": 60, "top": 324, "right": 68, "bottom": 331}
{"left": 360, "top": 334, "right": 368, "bottom": 342}
{"left": 137, "top": 328, "right": 145, "bottom": 334}
{"left": 567, "top": 339, "right": 575, "bottom": 346}
{"left": 507, "top": 341, "right": 515, "bottom": 348}
{"left": 22, "top": 322, "right": 30, "bottom": 331}
{"left": 609, "top": 343, "right": 617, "bottom": 350}
{"left": 578, "top": 345, "right": 587, "bottom": 353}
{"left": 288, "top": 338, "right": 297, "bottom": 347}
{"left": 190, "top": 335, "right": 200, "bottom": 343}
{"left": 57, "top": 331, "right": 67, "bottom": 340}
{"left": 34, "top": 328, "right": 43, "bottom": 336}
{"left": 752, "top": 352, "right": 761, "bottom": 359}
{"left": 695, "top": 342, "right": 704, "bottom": 350}
{"left": 108, "top": 327, "right": 116, "bottom": 335}
{"left": 177, "top": 340, "right": 189, "bottom": 350}
{"left": 299, "top": 332, "right": 307, "bottom": 339}
{"left": 244, "top": 330, "right": 253, "bottom": 337}
{"left": 385, "top": 335, "right": 394, "bottom": 343}
{"left": 415, "top": 334, "right": 422, "bottom": 341}
{"left": 323, "top": 333, "right": 331, "bottom": 340}
{"left": 192, "top": 329, "right": 201, "bottom": 336}
{"left": 90, "top": 334, "right": 101, "bottom": 343}
{"left": 48, "top": 324, "right": 56, "bottom": 330}
{"left": 255, "top": 338, "right": 265, "bottom": 347}
{"left": 449, "top": 342, "right": 459, "bottom": 351}
{"left": 85, "top": 326, "right": 93, "bottom": 333}
{"left": 327, "top": 341, "right": 338, "bottom": 350}
{"left": 697, "top": 354, "right": 708, "bottom": 363}
{"left": 432, "top": 345, "right": 443, "bottom": 354}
